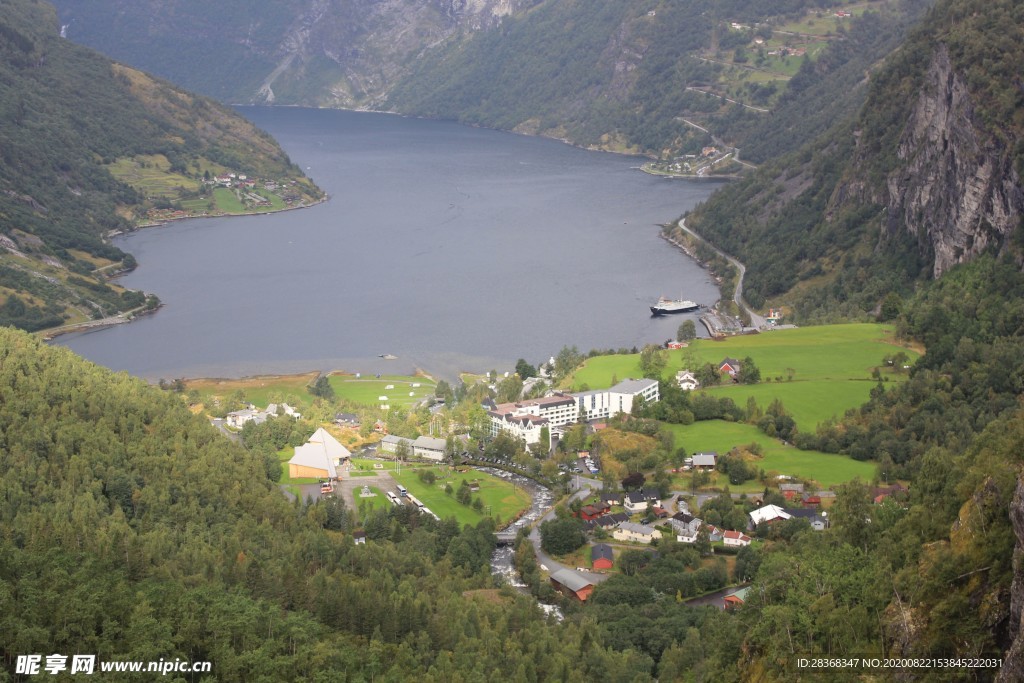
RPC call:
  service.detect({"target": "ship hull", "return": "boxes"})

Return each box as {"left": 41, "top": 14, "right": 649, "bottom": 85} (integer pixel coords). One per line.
{"left": 650, "top": 303, "right": 700, "bottom": 315}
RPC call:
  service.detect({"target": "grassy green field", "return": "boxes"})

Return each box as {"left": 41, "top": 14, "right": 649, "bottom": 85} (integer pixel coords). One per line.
{"left": 665, "top": 421, "right": 876, "bottom": 489}
{"left": 392, "top": 467, "right": 532, "bottom": 527}
{"left": 187, "top": 373, "right": 319, "bottom": 412}
{"left": 566, "top": 324, "right": 918, "bottom": 429}
{"left": 212, "top": 187, "right": 245, "bottom": 212}
{"left": 185, "top": 371, "right": 435, "bottom": 412}
{"left": 276, "top": 447, "right": 321, "bottom": 498}
{"left": 352, "top": 486, "right": 388, "bottom": 513}
{"left": 329, "top": 374, "right": 437, "bottom": 409}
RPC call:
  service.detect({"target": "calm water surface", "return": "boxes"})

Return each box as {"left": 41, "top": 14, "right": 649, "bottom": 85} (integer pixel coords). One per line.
{"left": 60, "top": 108, "right": 723, "bottom": 380}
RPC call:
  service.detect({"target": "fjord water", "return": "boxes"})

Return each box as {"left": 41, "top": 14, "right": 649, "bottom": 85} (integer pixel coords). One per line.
{"left": 60, "top": 108, "right": 721, "bottom": 380}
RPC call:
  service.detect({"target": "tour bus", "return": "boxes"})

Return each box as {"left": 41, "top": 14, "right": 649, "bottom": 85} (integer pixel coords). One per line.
{"left": 397, "top": 484, "right": 408, "bottom": 497}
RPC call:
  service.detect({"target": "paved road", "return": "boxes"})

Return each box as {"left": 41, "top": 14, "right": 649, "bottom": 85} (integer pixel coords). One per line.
{"left": 677, "top": 218, "right": 766, "bottom": 329}
{"left": 527, "top": 477, "right": 612, "bottom": 584}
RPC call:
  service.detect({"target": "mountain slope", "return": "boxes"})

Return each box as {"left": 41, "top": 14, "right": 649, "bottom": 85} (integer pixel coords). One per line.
{"left": 53, "top": 0, "right": 536, "bottom": 107}
{"left": 684, "top": 0, "right": 1024, "bottom": 319}
{"left": 0, "top": 0, "right": 321, "bottom": 332}
{"left": 53, "top": 0, "right": 910, "bottom": 158}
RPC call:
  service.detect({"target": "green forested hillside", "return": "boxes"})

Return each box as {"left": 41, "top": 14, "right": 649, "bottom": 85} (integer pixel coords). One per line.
{"left": 3, "top": 264, "right": 1023, "bottom": 677}
{"left": 53, "top": 0, "right": 920, "bottom": 159}
{"left": 386, "top": 0, "right": 873, "bottom": 155}
{"left": 0, "top": 326, "right": 659, "bottom": 680}
{"left": 0, "top": 0, "right": 321, "bottom": 332}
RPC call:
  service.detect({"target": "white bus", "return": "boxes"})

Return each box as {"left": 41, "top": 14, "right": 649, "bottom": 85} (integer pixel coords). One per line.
{"left": 396, "top": 484, "right": 408, "bottom": 497}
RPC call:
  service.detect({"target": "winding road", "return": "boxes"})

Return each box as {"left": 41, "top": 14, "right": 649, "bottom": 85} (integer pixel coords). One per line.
{"left": 677, "top": 218, "right": 766, "bottom": 329}
{"left": 527, "top": 476, "right": 611, "bottom": 584}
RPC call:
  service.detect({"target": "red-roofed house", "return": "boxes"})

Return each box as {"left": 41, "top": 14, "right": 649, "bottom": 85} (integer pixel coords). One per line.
{"left": 722, "top": 530, "right": 753, "bottom": 547}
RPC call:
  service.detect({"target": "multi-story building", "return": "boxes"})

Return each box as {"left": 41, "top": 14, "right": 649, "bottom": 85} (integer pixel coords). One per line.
{"left": 574, "top": 378, "right": 660, "bottom": 421}
{"left": 485, "top": 378, "right": 661, "bottom": 447}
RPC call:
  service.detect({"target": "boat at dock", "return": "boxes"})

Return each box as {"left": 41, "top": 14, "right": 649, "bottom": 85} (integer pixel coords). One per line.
{"left": 650, "top": 296, "right": 701, "bottom": 315}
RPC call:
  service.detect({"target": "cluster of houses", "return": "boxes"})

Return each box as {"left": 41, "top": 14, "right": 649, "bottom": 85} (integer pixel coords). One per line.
{"left": 225, "top": 402, "right": 301, "bottom": 429}
{"left": 673, "top": 357, "right": 747, "bottom": 393}
{"left": 484, "top": 378, "right": 660, "bottom": 447}
{"left": 287, "top": 427, "right": 352, "bottom": 480}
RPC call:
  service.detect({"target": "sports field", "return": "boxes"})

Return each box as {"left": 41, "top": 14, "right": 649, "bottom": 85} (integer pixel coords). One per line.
{"left": 328, "top": 374, "right": 437, "bottom": 408}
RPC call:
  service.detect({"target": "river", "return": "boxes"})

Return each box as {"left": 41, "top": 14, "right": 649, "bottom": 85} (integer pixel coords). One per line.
{"left": 59, "top": 107, "right": 723, "bottom": 381}
{"left": 483, "top": 467, "right": 554, "bottom": 588}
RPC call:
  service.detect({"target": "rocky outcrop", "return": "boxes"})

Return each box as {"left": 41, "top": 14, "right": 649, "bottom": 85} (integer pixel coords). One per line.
{"left": 998, "top": 475, "right": 1024, "bottom": 681}
{"left": 884, "top": 45, "right": 1024, "bottom": 277}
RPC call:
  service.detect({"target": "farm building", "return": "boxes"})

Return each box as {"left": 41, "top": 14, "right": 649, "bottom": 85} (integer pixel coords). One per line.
{"left": 550, "top": 569, "right": 594, "bottom": 602}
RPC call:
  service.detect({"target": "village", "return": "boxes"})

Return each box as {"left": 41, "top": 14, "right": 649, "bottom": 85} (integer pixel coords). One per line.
{"left": 210, "top": 340, "right": 911, "bottom": 610}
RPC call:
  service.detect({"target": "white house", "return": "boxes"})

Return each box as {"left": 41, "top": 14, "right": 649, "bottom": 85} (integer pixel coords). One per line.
{"left": 226, "top": 402, "right": 301, "bottom": 429}
{"left": 266, "top": 403, "right": 301, "bottom": 419}
{"left": 612, "top": 522, "right": 662, "bottom": 544}
{"left": 675, "top": 370, "right": 700, "bottom": 391}
{"left": 488, "top": 411, "right": 550, "bottom": 446}
{"left": 749, "top": 504, "right": 792, "bottom": 528}
{"left": 225, "top": 407, "right": 262, "bottom": 429}
{"left": 722, "top": 530, "right": 753, "bottom": 547}
{"left": 380, "top": 434, "right": 414, "bottom": 455}
{"left": 413, "top": 435, "right": 447, "bottom": 461}
{"left": 624, "top": 491, "right": 660, "bottom": 514}
{"left": 670, "top": 513, "right": 703, "bottom": 543}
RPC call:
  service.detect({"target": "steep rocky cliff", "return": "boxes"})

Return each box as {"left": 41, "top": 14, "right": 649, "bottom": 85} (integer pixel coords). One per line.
{"left": 254, "top": 0, "right": 533, "bottom": 107}
{"left": 54, "top": 0, "right": 536, "bottom": 107}
{"left": 881, "top": 46, "right": 1024, "bottom": 277}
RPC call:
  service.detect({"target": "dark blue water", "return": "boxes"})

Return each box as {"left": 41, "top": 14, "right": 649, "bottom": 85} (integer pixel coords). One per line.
{"left": 59, "top": 108, "right": 722, "bottom": 380}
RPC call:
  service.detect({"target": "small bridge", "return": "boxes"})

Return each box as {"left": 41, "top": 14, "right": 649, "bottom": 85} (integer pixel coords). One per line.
{"left": 494, "top": 531, "right": 519, "bottom": 546}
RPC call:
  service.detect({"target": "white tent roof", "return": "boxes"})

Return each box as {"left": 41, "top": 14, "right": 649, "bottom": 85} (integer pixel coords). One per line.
{"left": 289, "top": 443, "right": 338, "bottom": 478}
{"left": 306, "top": 427, "right": 351, "bottom": 461}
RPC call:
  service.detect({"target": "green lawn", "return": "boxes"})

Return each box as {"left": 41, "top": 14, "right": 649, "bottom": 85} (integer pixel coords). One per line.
{"left": 566, "top": 323, "right": 918, "bottom": 429}
{"left": 353, "top": 485, "right": 388, "bottom": 513}
{"left": 187, "top": 373, "right": 318, "bottom": 412}
{"left": 277, "top": 447, "right": 321, "bottom": 486}
{"left": 392, "top": 467, "right": 532, "bottom": 527}
{"left": 329, "top": 374, "right": 437, "bottom": 409}
{"left": 212, "top": 187, "right": 245, "bottom": 213}
{"left": 665, "top": 421, "right": 876, "bottom": 489}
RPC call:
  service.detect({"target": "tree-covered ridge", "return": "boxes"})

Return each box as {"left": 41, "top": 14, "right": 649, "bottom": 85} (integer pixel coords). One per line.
{"left": 0, "top": 0, "right": 321, "bottom": 332}
{"left": 386, "top": 0, "right": 881, "bottom": 156}
{"left": 0, "top": 326, "right": 666, "bottom": 681}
